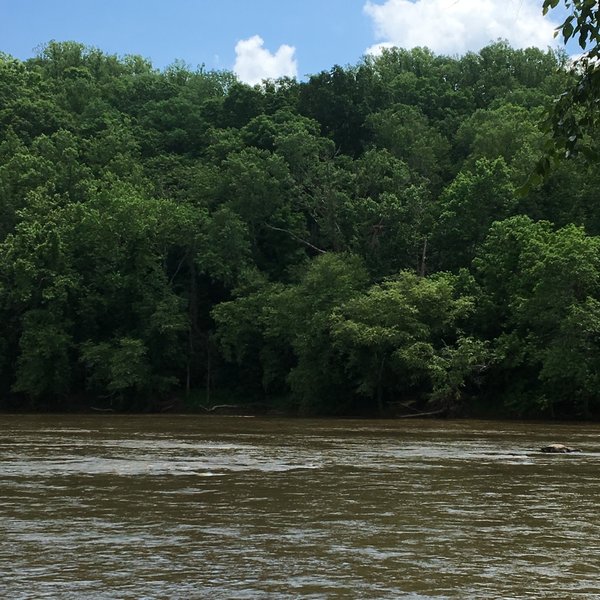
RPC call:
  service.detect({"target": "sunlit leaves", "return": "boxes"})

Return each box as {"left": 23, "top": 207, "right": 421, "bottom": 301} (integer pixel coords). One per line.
{"left": 539, "top": 0, "right": 600, "bottom": 170}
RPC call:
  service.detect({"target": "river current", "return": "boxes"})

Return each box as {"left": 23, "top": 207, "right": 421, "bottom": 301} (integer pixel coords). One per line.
{"left": 1, "top": 415, "right": 599, "bottom": 598}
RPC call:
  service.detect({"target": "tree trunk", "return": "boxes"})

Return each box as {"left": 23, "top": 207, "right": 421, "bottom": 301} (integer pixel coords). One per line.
{"left": 206, "top": 336, "right": 211, "bottom": 406}
{"left": 419, "top": 236, "right": 428, "bottom": 277}
{"left": 187, "top": 253, "right": 198, "bottom": 393}
{"left": 376, "top": 355, "right": 386, "bottom": 415}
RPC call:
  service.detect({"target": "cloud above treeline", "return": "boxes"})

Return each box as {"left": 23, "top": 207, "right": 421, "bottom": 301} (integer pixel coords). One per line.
{"left": 364, "top": 0, "right": 560, "bottom": 56}
{"left": 234, "top": 35, "right": 298, "bottom": 85}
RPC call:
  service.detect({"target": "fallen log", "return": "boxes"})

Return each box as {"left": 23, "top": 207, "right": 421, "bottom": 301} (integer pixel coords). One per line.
{"left": 397, "top": 409, "right": 446, "bottom": 419}
{"left": 197, "top": 403, "right": 244, "bottom": 413}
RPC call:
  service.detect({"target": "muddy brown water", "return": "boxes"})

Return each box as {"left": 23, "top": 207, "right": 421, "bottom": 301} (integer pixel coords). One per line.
{"left": 1, "top": 415, "right": 600, "bottom": 599}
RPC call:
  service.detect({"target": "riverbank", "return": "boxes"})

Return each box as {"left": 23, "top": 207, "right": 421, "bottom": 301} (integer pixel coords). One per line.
{"left": 3, "top": 393, "right": 598, "bottom": 421}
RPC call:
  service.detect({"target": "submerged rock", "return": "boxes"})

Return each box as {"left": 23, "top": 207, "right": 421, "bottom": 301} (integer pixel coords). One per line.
{"left": 540, "top": 443, "right": 581, "bottom": 453}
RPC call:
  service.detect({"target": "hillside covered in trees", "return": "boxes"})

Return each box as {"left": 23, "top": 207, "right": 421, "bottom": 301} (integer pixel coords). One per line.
{"left": 1, "top": 40, "right": 599, "bottom": 418}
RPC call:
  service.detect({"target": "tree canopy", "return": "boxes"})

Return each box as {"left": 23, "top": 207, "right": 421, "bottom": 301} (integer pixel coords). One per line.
{"left": 1, "top": 37, "right": 599, "bottom": 418}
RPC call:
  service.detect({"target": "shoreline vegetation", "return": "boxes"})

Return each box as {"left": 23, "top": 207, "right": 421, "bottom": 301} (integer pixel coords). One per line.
{"left": 1, "top": 38, "right": 600, "bottom": 420}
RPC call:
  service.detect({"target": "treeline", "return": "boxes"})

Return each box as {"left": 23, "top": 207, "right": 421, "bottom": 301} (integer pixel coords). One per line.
{"left": 1, "top": 41, "right": 599, "bottom": 417}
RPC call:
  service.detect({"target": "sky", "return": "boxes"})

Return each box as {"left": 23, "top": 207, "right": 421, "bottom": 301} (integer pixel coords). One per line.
{"left": 0, "top": 1, "right": 572, "bottom": 84}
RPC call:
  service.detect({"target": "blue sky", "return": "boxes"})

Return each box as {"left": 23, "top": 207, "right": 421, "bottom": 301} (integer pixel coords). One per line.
{"left": 1, "top": 1, "right": 570, "bottom": 83}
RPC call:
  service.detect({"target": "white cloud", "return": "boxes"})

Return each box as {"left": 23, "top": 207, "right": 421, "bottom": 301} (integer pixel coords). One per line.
{"left": 233, "top": 35, "right": 298, "bottom": 85}
{"left": 364, "top": 0, "right": 560, "bottom": 56}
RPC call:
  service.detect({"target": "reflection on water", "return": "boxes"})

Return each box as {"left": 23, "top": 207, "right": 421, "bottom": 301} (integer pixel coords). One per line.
{"left": 1, "top": 415, "right": 600, "bottom": 599}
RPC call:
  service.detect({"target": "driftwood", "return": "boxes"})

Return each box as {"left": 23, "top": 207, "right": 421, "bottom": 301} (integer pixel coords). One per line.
{"left": 198, "top": 403, "right": 244, "bottom": 413}
{"left": 90, "top": 406, "right": 115, "bottom": 413}
{"left": 397, "top": 409, "right": 446, "bottom": 419}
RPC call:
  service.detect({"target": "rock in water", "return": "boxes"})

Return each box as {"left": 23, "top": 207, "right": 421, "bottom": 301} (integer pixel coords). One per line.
{"left": 540, "top": 443, "right": 581, "bottom": 453}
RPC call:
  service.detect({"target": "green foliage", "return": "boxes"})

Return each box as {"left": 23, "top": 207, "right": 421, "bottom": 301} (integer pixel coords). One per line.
{"left": 13, "top": 309, "right": 73, "bottom": 399}
{"left": 540, "top": 0, "right": 600, "bottom": 166}
{"left": 331, "top": 271, "right": 484, "bottom": 413}
{"left": 474, "top": 217, "right": 600, "bottom": 416}
{"left": 367, "top": 104, "right": 450, "bottom": 189}
{"left": 214, "top": 253, "right": 369, "bottom": 413}
{"left": 80, "top": 337, "right": 177, "bottom": 402}
{"left": 1, "top": 37, "right": 599, "bottom": 418}
{"left": 432, "top": 158, "right": 517, "bottom": 270}
{"left": 456, "top": 104, "right": 545, "bottom": 173}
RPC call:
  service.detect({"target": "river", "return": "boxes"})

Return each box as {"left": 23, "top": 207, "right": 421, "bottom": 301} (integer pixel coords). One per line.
{"left": 1, "top": 415, "right": 599, "bottom": 599}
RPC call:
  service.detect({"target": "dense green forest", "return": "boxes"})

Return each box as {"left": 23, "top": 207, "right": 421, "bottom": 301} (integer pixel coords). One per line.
{"left": 1, "top": 37, "right": 599, "bottom": 418}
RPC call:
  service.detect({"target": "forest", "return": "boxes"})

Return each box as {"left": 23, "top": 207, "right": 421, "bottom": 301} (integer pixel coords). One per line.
{"left": 1, "top": 33, "right": 599, "bottom": 418}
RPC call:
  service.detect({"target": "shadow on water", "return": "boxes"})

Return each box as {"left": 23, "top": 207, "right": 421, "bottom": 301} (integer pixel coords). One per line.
{"left": 1, "top": 415, "right": 599, "bottom": 599}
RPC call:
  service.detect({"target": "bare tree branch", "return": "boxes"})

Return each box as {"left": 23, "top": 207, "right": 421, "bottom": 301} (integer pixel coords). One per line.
{"left": 263, "top": 223, "right": 327, "bottom": 254}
